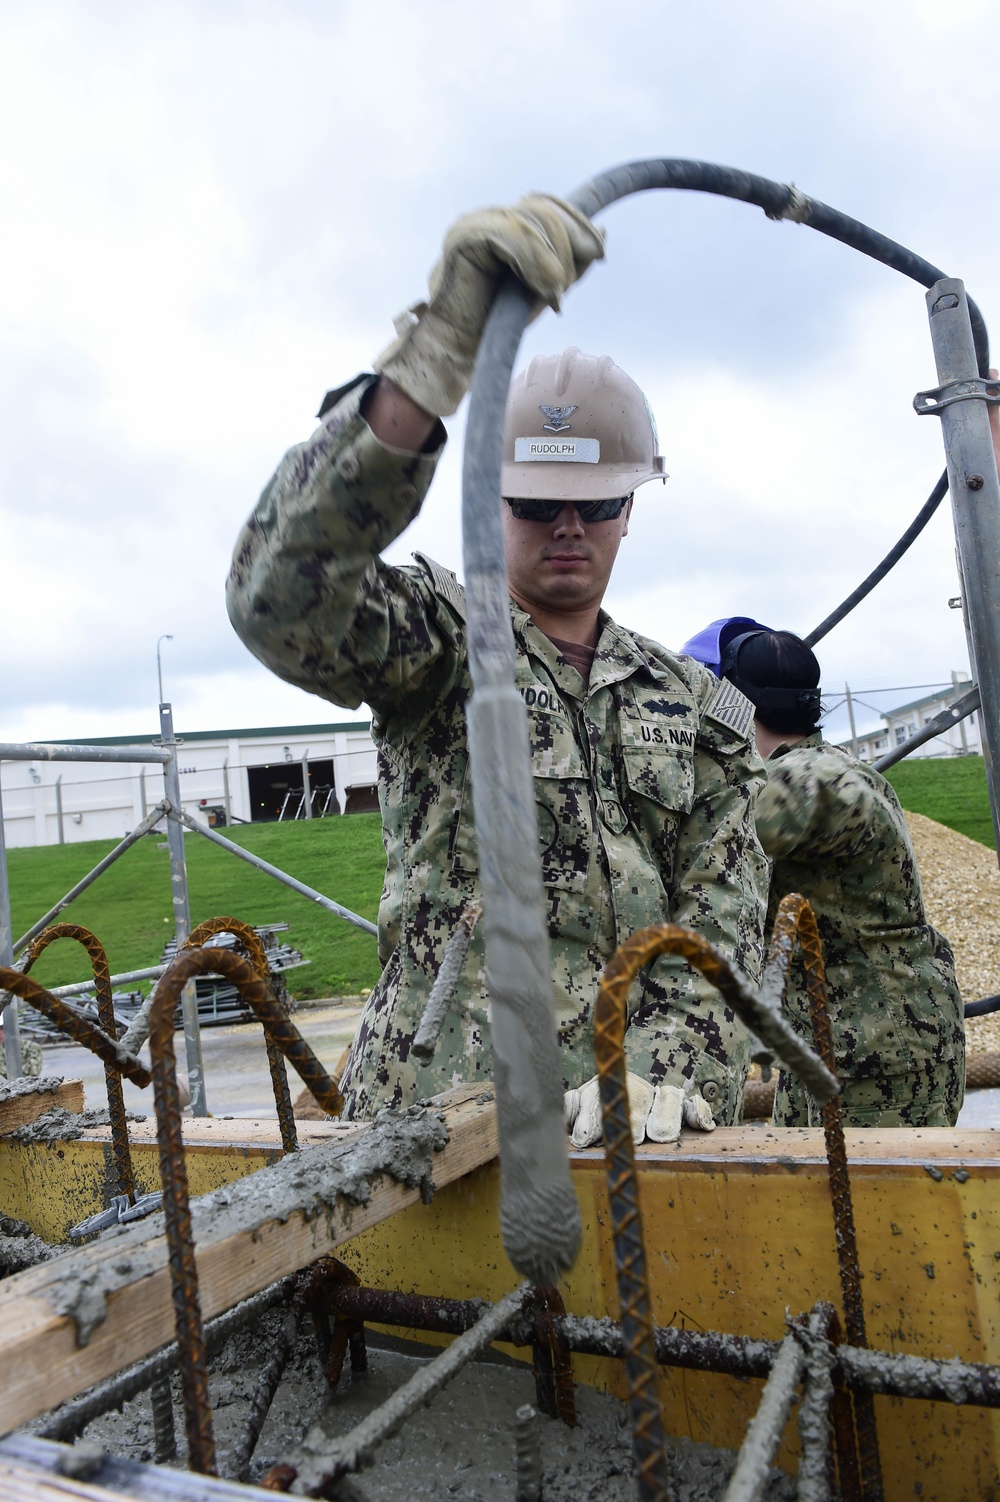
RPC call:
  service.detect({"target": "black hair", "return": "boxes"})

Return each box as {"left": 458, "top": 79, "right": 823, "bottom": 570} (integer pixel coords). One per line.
{"left": 719, "top": 629, "right": 823, "bottom": 736}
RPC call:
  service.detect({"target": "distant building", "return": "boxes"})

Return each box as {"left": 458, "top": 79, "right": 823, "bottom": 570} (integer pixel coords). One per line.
{"left": 839, "top": 674, "right": 980, "bottom": 763}
{"left": 0, "top": 720, "right": 378, "bottom": 850}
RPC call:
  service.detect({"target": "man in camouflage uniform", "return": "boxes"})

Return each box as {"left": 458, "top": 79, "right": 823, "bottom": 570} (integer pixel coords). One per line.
{"left": 685, "top": 621, "right": 965, "bottom": 1127}
{"left": 227, "top": 196, "right": 768, "bottom": 1141}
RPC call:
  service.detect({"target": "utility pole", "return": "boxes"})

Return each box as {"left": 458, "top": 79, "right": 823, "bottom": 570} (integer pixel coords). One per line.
{"left": 845, "top": 683, "right": 859, "bottom": 759}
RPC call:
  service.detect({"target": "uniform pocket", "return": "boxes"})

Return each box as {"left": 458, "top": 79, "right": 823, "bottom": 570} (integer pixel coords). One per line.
{"left": 452, "top": 702, "right": 593, "bottom": 893}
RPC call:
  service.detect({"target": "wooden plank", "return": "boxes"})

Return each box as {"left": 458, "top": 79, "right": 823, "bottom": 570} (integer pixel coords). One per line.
{"left": 0, "top": 1433, "right": 282, "bottom": 1500}
{"left": 0, "top": 1085, "right": 499, "bottom": 1434}
{"left": 0, "top": 1082, "right": 84, "bottom": 1137}
{"left": 621, "top": 1124, "right": 1000, "bottom": 1170}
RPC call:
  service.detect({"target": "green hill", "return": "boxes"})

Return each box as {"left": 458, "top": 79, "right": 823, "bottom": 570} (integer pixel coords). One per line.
{"left": 5, "top": 754, "right": 996, "bottom": 1001}
{"left": 6, "top": 816, "right": 386, "bottom": 999}
{"left": 884, "top": 754, "right": 995, "bottom": 849}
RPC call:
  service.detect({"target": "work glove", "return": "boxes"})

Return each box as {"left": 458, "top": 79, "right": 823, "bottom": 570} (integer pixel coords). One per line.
{"left": 563, "top": 1072, "right": 717, "bottom": 1148}
{"left": 374, "top": 194, "right": 605, "bottom": 417}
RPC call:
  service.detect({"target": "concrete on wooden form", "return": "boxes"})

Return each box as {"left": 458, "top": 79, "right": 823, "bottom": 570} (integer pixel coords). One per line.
{"left": 2, "top": 1099, "right": 999, "bottom": 1500}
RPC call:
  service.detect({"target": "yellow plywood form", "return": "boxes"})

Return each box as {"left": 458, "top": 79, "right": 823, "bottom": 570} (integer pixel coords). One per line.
{"left": 340, "top": 1126, "right": 1000, "bottom": 1502}
{"left": 0, "top": 1088, "right": 499, "bottom": 1434}
{"left": 0, "top": 1117, "right": 336, "bottom": 1243}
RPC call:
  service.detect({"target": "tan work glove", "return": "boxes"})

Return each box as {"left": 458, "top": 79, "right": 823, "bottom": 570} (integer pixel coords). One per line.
{"left": 374, "top": 194, "right": 605, "bottom": 417}
{"left": 564, "top": 1072, "right": 717, "bottom": 1148}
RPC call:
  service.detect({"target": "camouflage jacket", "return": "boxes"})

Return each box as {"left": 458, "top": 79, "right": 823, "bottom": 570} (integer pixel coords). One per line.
{"left": 227, "top": 376, "right": 768, "bottom": 1122}
{"left": 756, "top": 734, "right": 964, "bottom": 1123}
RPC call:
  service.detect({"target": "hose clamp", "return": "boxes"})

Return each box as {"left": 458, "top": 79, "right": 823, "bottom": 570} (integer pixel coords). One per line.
{"left": 913, "top": 376, "right": 1000, "bottom": 415}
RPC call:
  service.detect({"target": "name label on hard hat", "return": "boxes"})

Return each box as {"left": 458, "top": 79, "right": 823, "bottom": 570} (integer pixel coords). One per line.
{"left": 514, "top": 437, "right": 600, "bottom": 464}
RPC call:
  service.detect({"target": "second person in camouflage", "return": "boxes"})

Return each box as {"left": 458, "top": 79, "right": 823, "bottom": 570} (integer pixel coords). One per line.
{"left": 684, "top": 621, "right": 965, "bottom": 1127}
{"left": 227, "top": 197, "right": 769, "bottom": 1141}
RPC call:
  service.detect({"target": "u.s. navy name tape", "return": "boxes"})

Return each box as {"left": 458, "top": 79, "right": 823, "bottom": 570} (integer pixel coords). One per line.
{"left": 514, "top": 437, "right": 600, "bottom": 464}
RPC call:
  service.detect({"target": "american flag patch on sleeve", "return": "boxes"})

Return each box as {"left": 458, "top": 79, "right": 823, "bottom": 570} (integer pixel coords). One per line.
{"left": 704, "top": 678, "right": 755, "bottom": 740}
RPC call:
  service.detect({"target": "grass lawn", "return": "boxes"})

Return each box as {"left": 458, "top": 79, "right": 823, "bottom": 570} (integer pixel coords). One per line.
{"left": 884, "top": 754, "right": 995, "bottom": 849}
{"left": 7, "top": 816, "right": 386, "bottom": 999}
{"left": 7, "top": 755, "right": 995, "bottom": 999}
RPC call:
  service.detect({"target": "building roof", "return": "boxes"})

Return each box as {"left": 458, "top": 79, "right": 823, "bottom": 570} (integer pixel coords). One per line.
{"left": 885, "top": 681, "right": 973, "bottom": 719}
{"left": 37, "top": 720, "right": 372, "bottom": 749}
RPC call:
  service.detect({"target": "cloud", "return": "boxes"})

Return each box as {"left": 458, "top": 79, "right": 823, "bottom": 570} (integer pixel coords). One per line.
{"left": 1, "top": 0, "right": 998, "bottom": 744}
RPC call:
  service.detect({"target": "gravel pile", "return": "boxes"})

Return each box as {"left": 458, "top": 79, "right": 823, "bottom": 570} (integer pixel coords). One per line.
{"left": 905, "top": 811, "right": 1000, "bottom": 1054}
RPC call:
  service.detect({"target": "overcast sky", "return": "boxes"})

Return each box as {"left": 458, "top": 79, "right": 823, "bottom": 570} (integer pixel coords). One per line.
{"left": 2, "top": 0, "right": 999, "bottom": 746}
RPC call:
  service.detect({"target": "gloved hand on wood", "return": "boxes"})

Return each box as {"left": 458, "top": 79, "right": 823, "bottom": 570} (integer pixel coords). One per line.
{"left": 374, "top": 194, "right": 605, "bottom": 417}
{"left": 563, "top": 1072, "right": 717, "bottom": 1147}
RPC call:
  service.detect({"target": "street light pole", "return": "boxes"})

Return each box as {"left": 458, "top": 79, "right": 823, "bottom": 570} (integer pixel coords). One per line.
{"left": 156, "top": 634, "right": 173, "bottom": 707}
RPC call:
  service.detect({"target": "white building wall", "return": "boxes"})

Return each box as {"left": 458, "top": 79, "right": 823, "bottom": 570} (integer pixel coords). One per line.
{"left": 1, "top": 722, "right": 378, "bottom": 849}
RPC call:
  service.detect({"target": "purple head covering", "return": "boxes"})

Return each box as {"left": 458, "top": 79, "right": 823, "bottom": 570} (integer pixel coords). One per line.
{"left": 679, "top": 617, "right": 771, "bottom": 677}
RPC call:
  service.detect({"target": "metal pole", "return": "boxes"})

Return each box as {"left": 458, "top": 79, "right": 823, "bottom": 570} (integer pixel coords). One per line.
{"left": 222, "top": 760, "right": 231, "bottom": 827}
{"left": 300, "top": 753, "right": 313, "bottom": 819}
{"left": 174, "top": 807, "right": 377, "bottom": 936}
{"left": 844, "top": 684, "right": 859, "bottom": 759}
{"left": 11, "top": 803, "right": 170, "bottom": 956}
{"left": 922, "top": 279, "right": 1000, "bottom": 853}
{"left": 139, "top": 767, "right": 148, "bottom": 821}
{"left": 157, "top": 634, "right": 173, "bottom": 707}
{"left": 159, "top": 704, "right": 207, "bottom": 1115}
{"left": 0, "top": 779, "right": 23, "bottom": 1077}
{"left": 55, "top": 777, "right": 64, "bottom": 846}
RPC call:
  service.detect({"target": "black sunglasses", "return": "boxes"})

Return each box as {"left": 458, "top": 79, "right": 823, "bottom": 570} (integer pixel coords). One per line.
{"left": 504, "top": 494, "right": 632, "bottom": 523}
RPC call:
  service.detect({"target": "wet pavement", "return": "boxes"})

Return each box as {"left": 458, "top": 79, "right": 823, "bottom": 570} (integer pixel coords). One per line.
{"left": 30, "top": 1000, "right": 364, "bottom": 1118}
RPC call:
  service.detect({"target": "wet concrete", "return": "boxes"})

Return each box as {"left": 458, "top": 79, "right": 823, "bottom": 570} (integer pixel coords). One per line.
{"left": 70, "top": 1315, "right": 797, "bottom": 1500}
{"left": 32, "top": 1001, "right": 363, "bottom": 1119}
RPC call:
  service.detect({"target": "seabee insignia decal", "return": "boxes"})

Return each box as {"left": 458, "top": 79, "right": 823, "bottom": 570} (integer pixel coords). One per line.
{"left": 539, "top": 404, "right": 578, "bottom": 433}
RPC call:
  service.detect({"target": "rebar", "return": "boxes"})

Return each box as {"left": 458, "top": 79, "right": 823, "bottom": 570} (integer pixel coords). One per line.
{"left": 0, "top": 968, "right": 150, "bottom": 1087}
{"left": 150, "top": 1374, "right": 177, "bottom": 1464}
{"left": 318, "top": 1286, "right": 1000, "bottom": 1410}
{"left": 514, "top": 1404, "right": 542, "bottom": 1502}
{"left": 295, "top": 1283, "right": 531, "bottom": 1494}
{"left": 146, "top": 951, "right": 217, "bottom": 1476}
{"left": 721, "top": 1336, "right": 805, "bottom": 1502}
{"left": 790, "top": 1307, "right": 837, "bottom": 1502}
{"left": 183, "top": 917, "right": 298, "bottom": 1152}
{"left": 530, "top": 1285, "right": 576, "bottom": 1427}
{"left": 411, "top": 901, "right": 482, "bottom": 1063}
{"left": 594, "top": 931, "right": 674, "bottom": 1502}
{"left": 36, "top": 1278, "right": 296, "bottom": 1443}
{"left": 21, "top": 925, "right": 136, "bottom": 1202}
{"left": 228, "top": 1257, "right": 347, "bottom": 1480}
{"left": 770, "top": 895, "right": 884, "bottom": 1502}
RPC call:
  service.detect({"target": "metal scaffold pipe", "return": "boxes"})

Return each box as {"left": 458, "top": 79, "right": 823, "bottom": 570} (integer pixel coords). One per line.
{"left": 921, "top": 280, "right": 1000, "bottom": 853}
{"left": 158, "top": 703, "right": 207, "bottom": 1117}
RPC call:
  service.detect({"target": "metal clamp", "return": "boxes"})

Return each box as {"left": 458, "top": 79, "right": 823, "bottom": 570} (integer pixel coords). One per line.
{"left": 913, "top": 377, "right": 1000, "bottom": 415}
{"left": 68, "top": 1191, "right": 163, "bottom": 1240}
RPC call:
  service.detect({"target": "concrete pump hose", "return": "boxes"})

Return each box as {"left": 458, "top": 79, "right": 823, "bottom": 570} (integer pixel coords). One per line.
{"left": 464, "top": 156, "right": 991, "bottom": 1286}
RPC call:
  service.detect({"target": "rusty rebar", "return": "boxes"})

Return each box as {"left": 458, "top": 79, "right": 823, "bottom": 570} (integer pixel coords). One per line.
{"left": 770, "top": 896, "right": 884, "bottom": 1502}
{"left": 147, "top": 952, "right": 217, "bottom": 1476}
{"left": 318, "top": 1259, "right": 365, "bottom": 1392}
{"left": 22, "top": 924, "right": 136, "bottom": 1201}
{"left": 0, "top": 968, "right": 150, "bottom": 1087}
{"left": 530, "top": 1285, "right": 576, "bottom": 1427}
{"left": 816, "top": 1305, "right": 862, "bottom": 1502}
{"left": 150, "top": 1374, "right": 177, "bottom": 1464}
{"left": 145, "top": 944, "right": 344, "bottom": 1473}
{"left": 594, "top": 930, "right": 674, "bottom": 1502}
{"left": 228, "top": 1259, "right": 345, "bottom": 1481}
{"left": 183, "top": 917, "right": 298, "bottom": 1152}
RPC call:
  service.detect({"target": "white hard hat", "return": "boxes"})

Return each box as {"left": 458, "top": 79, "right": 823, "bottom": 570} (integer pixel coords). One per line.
{"left": 501, "top": 347, "right": 667, "bottom": 501}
